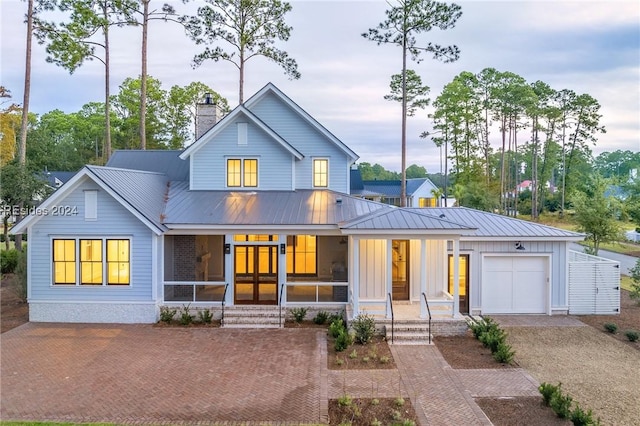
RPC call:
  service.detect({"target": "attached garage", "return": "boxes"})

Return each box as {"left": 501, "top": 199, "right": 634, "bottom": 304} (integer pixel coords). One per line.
{"left": 482, "top": 255, "right": 549, "bottom": 314}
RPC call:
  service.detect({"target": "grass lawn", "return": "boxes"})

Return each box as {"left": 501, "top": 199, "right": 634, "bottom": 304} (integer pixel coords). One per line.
{"left": 578, "top": 240, "right": 640, "bottom": 257}
{"left": 621, "top": 276, "right": 637, "bottom": 292}
{"left": 0, "top": 240, "right": 15, "bottom": 251}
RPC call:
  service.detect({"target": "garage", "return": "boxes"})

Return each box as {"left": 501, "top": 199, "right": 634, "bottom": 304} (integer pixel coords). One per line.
{"left": 482, "top": 256, "right": 549, "bottom": 314}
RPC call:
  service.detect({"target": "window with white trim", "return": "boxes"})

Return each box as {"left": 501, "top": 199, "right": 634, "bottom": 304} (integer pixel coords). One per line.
{"left": 313, "top": 158, "right": 328, "bottom": 187}
{"left": 52, "top": 238, "right": 130, "bottom": 286}
{"left": 227, "top": 158, "right": 258, "bottom": 188}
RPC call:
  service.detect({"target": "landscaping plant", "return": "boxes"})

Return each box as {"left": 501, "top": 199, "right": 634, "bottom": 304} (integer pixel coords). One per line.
{"left": 493, "top": 342, "right": 515, "bottom": 364}
{"left": 603, "top": 323, "right": 618, "bottom": 334}
{"left": 329, "top": 318, "right": 346, "bottom": 338}
{"left": 179, "top": 304, "right": 193, "bottom": 326}
{"left": 290, "top": 307, "right": 308, "bottom": 323}
{"left": 630, "top": 259, "right": 640, "bottom": 304}
{"left": 539, "top": 382, "right": 560, "bottom": 406}
{"left": 550, "top": 391, "right": 573, "bottom": 419}
{"left": 313, "top": 310, "right": 329, "bottom": 324}
{"left": 351, "top": 313, "right": 376, "bottom": 344}
{"left": 159, "top": 306, "right": 177, "bottom": 323}
{"left": 198, "top": 308, "right": 213, "bottom": 324}
{"left": 624, "top": 330, "right": 639, "bottom": 342}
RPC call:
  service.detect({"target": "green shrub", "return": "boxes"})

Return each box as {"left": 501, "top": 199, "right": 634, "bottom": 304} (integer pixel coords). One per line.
{"left": 351, "top": 313, "right": 376, "bottom": 344}
{"left": 603, "top": 323, "right": 618, "bottom": 334}
{"left": 348, "top": 349, "right": 358, "bottom": 359}
{"left": 624, "top": 330, "right": 639, "bottom": 342}
{"left": 570, "top": 404, "right": 597, "bottom": 426}
{"left": 479, "top": 327, "right": 507, "bottom": 352}
{"left": 469, "top": 317, "right": 498, "bottom": 338}
{"left": 327, "top": 311, "right": 344, "bottom": 324}
{"left": 539, "top": 382, "right": 560, "bottom": 406}
{"left": 394, "top": 397, "right": 405, "bottom": 407}
{"left": 198, "top": 309, "right": 213, "bottom": 324}
{"left": 550, "top": 390, "right": 573, "bottom": 419}
{"left": 329, "top": 318, "right": 346, "bottom": 338}
{"left": 13, "top": 249, "right": 27, "bottom": 302}
{"left": 629, "top": 259, "right": 640, "bottom": 303}
{"left": 290, "top": 307, "right": 308, "bottom": 323}
{"left": 493, "top": 342, "right": 515, "bottom": 364}
{"left": 313, "top": 310, "right": 329, "bottom": 324}
{"left": 179, "top": 304, "right": 193, "bottom": 326}
{"left": 334, "top": 329, "right": 353, "bottom": 352}
{"left": 337, "top": 394, "right": 352, "bottom": 407}
{"left": 159, "top": 306, "right": 177, "bottom": 323}
{"left": 1, "top": 248, "right": 19, "bottom": 273}
{"left": 379, "top": 355, "right": 390, "bottom": 364}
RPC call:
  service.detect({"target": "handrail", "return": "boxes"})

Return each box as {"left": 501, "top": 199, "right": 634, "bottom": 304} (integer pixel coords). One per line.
{"left": 387, "top": 292, "right": 394, "bottom": 344}
{"left": 422, "top": 292, "right": 432, "bottom": 345}
{"left": 220, "top": 283, "right": 229, "bottom": 326}
{"left": 278, "top": 283, "right": 285, "bottom": 328}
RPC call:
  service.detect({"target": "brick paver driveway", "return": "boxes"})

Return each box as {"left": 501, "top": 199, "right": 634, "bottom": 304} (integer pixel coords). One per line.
{"left": 1, "top": 324, "right": 326, "bottom": 424}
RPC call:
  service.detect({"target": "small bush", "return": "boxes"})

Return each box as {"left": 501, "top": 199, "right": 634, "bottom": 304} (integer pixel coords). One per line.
{"left": 570, "top": 404, "right": 597, "bottom": 426}
{"left": 479, "top": 327, "right": 507, "bottom": 352}
{"left": 313, "top": 310, "right": 329, "bottom": 324}
{"left": 550, "top": 391, "right": 573, "bottom": 419}
{"left": 198, "top": 309, "right": 213, "bottom": 324}
{"left": 370, "top": 418, "right": 381, "bottom": 426}
{"left": 469, "top": 317, "right": 498, "bottom": 338}
{"left": 179, "top": 304, "right": 193, "bottom": 326}
{"left": 159, "top": 306, "right": 177, "bottom": 323}
{"left": 603, "top": 323, "right": 618, "bottom": 334}
{"left": 351, "top": 313, "right": 376, "bottom": 345}
{"left": 290, "top": 307, "right": 308, "bottom": 323}
{"left": 493, "top": 342, "right": 515, "bottom": 364}
{"left": 1, "top": 248, "right": 19, "bottom": 273}
{"left": 334, "top": 329, "right": 353, "bottom": 352}
{"left": 337, "top": 394, "right": 352, "bottom": 407}
{"left": 335, "top": 357, "right": 344, "bottom": 366}
{"left": 13, "top": 249, "right": 27, "bottom": 302}
{"left": 629, "top": 260, "right": 640, "bottom": 303}
{"left": 394, "top": 397, "right": 405, "bottom": 407}
{"left": 371, "top": 398, "right": 380, "bottom": 406}
{"left": 348, "top": 349, "right": 358, "bottom": 359}
{"left": 539, "top": 382, "right": 560, "bottom": 406}
{"left": 329, "top": 318, "right": 346, "bottom": 338}
{"left": 624, "top": 330, "right": 639, "bottom": 342}
{"left": 379, "top": 355, "right": 390, "bottom": 364}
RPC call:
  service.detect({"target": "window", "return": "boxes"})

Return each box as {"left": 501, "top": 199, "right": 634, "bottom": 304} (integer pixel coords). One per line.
{"left": 313, "top": 159, "right": 328, "bottom": 187}
{"left": 419, "top": 197, "right": 437, "bottom": 208}
{"left": 51, "top": 238, "right": 130, "bottom": 286}
{"left": 85, "top": 190, "right": 97, "bottom": 220}
{"left": 286, "top": 235, "right": 317, "bottom": 275}
{"left": 227, "top": 158, "right": 258, "bottom": 188}
{"left": 107, "top": 240, "right": 130, "bottom": 285}
{"left": 80, "top": 239, "right": 102, "bottom": 285}
{"left": 53, "top": 239, "right": 76, "bottom": 285}
{"left": 448, "top": 254, "right": 468, "bottom": 296}
{"left": 233, "top": 235, "right": 275, "bottom": 242}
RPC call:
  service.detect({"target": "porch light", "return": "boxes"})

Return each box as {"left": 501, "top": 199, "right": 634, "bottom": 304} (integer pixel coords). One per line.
{"left": 224, "top": 243, "right": 231, "bottom": 254}
{"left": 280, "top": 243, "right": 286, "bottom": 254}
{"left": 515, "top": 242, "right": 525, "bottom": 251}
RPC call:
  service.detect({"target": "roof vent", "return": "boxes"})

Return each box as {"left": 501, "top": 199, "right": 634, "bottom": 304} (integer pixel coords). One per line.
{"left": 439, "top": 213, "right": 446, "bottom": 218}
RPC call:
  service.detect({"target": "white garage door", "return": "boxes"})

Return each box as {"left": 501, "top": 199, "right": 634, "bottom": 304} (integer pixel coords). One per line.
{"left": 482, "top": 256, "right": 548, "bottom": 314}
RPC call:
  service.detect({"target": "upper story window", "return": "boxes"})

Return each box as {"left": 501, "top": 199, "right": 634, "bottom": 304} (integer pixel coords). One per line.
{"left": 227, "top": 158, "right": 258, "bottom": 188}
{"left": 419, "top": 197, "right": 437, "bottom": 208}
{"left": 313, "top": 158, "right": 328, "bottom": 188}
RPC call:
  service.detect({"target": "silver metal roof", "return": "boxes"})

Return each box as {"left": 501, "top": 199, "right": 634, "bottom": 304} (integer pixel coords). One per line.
{"left": 415, "top": 207, "right": 584, "bottom": 239}
{"left": 107, "top": 150, "right": 189, "bottom": 181}
{"left": 340, "top": 208, "right": 475, "bottom": 233}
{"left": 87, "top": 166, "right": 168, "bottom": 231}
{"left": 163, "top": 183, "right": 391, "bottom": 227}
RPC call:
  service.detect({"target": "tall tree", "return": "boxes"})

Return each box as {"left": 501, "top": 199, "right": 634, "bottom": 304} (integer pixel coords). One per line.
{"left": 363, "top": 0, "right": 462, "bottom": 207}
{"left": 0, "top": 87, "right": 21, "bottom": 166}
{"left": 384, "top": 69, "right": 430, "bottom": 116}
{"left": 35, "top": 0, "right": 136, "bottom": 162}
{"left": 182, "top": 0, "right": 300, "bottom": 104}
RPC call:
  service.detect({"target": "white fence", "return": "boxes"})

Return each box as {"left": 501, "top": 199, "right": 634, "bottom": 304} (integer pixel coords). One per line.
{"left": 568, "top": 251, "right": 620, "bottom": 315}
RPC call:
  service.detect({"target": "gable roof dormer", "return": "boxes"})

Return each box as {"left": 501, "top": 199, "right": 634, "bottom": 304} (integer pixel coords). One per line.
{"left": 244, "top": 83, "right": 359, "bottom": 163}
{"left": 179, "top": 105, "right": 304, "bottom": 161}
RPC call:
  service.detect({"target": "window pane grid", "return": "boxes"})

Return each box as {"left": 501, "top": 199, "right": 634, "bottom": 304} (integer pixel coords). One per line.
{"left": 107, "top": 240, "right": 130, "bottom": 285}
{"left": 286, "top": 235, "right": 317, "bottom": 275}
{"left": 53, "top": 239, "right": 76, "bottom": 285}
{"left": 227, "top": 159, "right": 241, "bottom": 187}
{"left": 244, "top": 159, "right": 257, "bottom": 187}
{"left": 80, "top": 239, "right": 102, "bottom": 285}
{"left": 313, "top": 159, "right": 328, "bottom": 187}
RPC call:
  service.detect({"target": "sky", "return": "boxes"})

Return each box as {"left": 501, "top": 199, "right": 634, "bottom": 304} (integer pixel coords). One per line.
{"left": 1, "top": 0, "right": 639, "bottom": 174}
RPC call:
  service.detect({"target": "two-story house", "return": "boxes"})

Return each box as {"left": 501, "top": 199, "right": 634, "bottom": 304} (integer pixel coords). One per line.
{"left": 13, "top": 84, "right": 614, "bottom": 337}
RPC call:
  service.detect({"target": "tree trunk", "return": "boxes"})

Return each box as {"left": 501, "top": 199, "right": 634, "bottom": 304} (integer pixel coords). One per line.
{"left": 400, "top": 34, "right": 407, "bottom": 207}
{"left": 104, "top": 1, "right": 111, "bottom": 161}
{"left": 139, "top": 0, "right": 149, "bottom": 150}
{"left": 499, "top": 114, "right": 507, "bottom": 214}
{"left": 239, "top": 50, "right": 245, "bottom": 104}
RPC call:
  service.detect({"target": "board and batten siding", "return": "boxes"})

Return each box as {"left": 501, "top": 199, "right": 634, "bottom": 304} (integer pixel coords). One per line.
{"left": 358, "top": 239, "right": 387, "bottom": 299}
{"left": 248, "top": 92, "right": 350, "bottom": 193}
{"left": 453, "top": 240, "right": 567, "bottom": 314}
{"left": 190, "top": 118, "right": 294, "bottom": 190}
{"left": 28, "top": 179, "right": 155, "bottom": 302}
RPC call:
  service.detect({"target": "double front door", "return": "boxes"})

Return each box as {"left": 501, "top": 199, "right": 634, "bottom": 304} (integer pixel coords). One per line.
{"left": 234, "top": 245, "right": 278, "bottom": 304}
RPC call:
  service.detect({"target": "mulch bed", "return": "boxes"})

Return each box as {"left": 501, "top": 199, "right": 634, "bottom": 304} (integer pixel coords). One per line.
{"left": 476, "top": 397, "right": 571, "bottom": 425}
{"left": 577, "top": 288, "right": 640, "bottom": 349}
{"left": 329, "top": 397, "right": 418, "bottom": 425}
{"left": 434, "top": 331, "right": 516, "bottom": 369}
{"left": 328, "top": 335, "right": 396, "bottom": 370}
{"left": 1, "top": 273, "right": 29, "bottom": 333}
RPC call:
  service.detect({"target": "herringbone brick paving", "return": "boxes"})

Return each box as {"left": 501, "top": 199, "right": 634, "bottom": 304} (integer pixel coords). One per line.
{"left": 2, "top": 323, "right": 541, "bottom": 425}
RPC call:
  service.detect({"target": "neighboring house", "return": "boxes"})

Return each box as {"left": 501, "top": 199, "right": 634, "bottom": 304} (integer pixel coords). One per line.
{"left": 43, "top": 170, "right": 76, "bottom": 190}
{"left": 350, "top": 169, "right": 441, "bottom": 207}
{"left": 13, "top": 83, "right": 615, "bottom": 333}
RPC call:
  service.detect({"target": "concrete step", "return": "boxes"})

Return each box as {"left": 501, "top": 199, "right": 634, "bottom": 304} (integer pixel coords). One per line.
{"left": 385, "top": 325, "right": 433, "bottom": 345}
{"left": 222, "top": 323, "right": 281, "bottom": 329}
{"left": 221, "top": 307, "right": 283, "bottom": 328}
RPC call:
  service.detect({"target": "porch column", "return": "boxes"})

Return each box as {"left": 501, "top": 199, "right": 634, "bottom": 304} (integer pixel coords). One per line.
{"left": 224, "top": 234, "right": 234, "bottom": 306}
{"left": 420, "top": 238, "right": 427, "bottom": 319}
{"left": 453, "top": 238, "right": 460, "bottom": 317}
{"left": 278, "top": 234, "right": 287, "bottom": 305}
{"left": 386, "top": 239, "right": 393, "bottom": 318}
{"left": 350, "top": 236, "right": 360, "bottom": 316}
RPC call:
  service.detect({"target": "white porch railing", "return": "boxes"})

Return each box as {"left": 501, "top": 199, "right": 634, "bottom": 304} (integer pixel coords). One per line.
{"left": 163, "top": 281, "right": 226, "bottom": 303}
{"left": 355, "top": 294, "right": 455, "bottom": 319}
{"left": 284, "top": 281, "right": 349, "bottom": 304}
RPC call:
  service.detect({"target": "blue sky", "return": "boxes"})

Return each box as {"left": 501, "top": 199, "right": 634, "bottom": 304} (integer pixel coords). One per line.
{"left": 1, "top": 0, "right": 638, "bottom": 174}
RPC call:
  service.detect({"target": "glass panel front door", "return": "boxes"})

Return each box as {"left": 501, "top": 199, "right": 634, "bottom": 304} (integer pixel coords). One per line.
{"left": 234, "top": 245, "right": 278, "bottom": 304}
{"left": 392, "top": 240, "right": 410, "bottom": 300}
{"left": 448, "top": 254, "right": 469, "bottom": 314}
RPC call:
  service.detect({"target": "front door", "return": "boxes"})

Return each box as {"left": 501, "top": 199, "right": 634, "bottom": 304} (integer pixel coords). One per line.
{"left": 234, "top": 245, "right": 278, "bottom": 304}
{"left": 392, "top": 240, "right": 410, "bottom": 300}
{"left": 449, "top": 254, "right": 470, "bottom": 314}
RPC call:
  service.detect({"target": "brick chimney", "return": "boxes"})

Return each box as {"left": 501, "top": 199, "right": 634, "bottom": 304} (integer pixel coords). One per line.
{"left": 195, "top": 93, "right": 223, "bottom": 140}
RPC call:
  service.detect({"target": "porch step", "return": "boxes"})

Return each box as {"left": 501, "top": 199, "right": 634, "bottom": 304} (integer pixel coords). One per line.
{"left": 384, "top": 322, "right": 433, "bottom": 345}
{"left": 222, "top": 307, "right": 283, "bottom": 328}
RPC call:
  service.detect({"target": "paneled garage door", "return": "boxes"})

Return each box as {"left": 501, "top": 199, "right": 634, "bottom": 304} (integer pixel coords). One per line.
{"left": 482, "top": 256, "right": 548, "bottom": 314}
